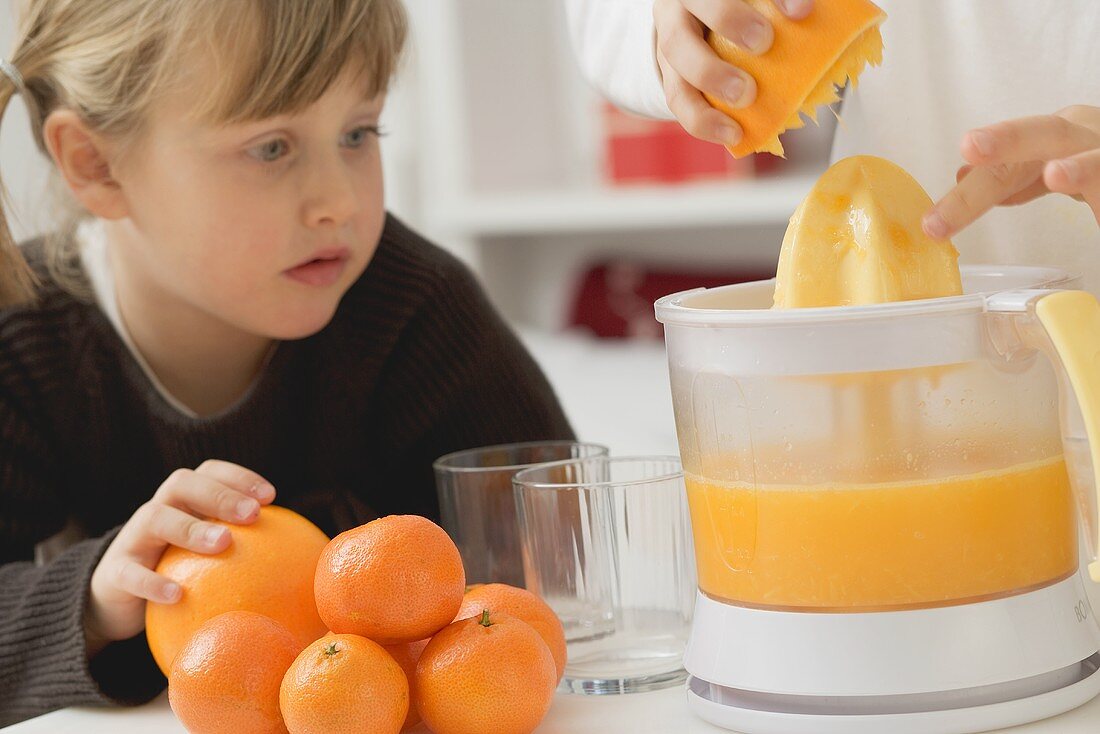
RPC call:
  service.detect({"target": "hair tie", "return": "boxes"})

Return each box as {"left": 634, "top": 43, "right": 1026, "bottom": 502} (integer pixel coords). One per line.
{"left": 0, "top": 58, "right": 26, "bottom": 96}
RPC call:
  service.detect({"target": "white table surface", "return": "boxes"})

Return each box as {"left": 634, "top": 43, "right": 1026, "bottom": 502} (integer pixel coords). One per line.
{"left": 7, "top": 682, "right": 1100, "bottom": 733}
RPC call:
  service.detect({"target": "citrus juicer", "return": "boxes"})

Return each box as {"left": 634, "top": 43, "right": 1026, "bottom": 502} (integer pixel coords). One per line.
{"left": 655, "top": 268, "right": 1100, "bottom": 734}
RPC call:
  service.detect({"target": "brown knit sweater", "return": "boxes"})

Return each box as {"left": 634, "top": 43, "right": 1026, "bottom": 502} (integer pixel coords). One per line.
{"left": 0, "top": 214, "right": 573, "bottom": 726}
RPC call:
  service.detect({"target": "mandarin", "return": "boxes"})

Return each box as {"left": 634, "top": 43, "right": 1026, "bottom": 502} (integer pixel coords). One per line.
{"left": 168, "top": 611, "right": 300, "bottom": 734}
{"left": 384, "top": 638, "right": 430, "bottom": 730}
{"left": 280, "top": 633, "right": 408, "bottom": 734}
{"left": 455, "top": 583, "right": 566, "bottom": 682}
{"left": 314, "top": 515, "right": 464, "bottom": 644}
{"left": 415, "top": 610, "right": 556, "bottom": 734}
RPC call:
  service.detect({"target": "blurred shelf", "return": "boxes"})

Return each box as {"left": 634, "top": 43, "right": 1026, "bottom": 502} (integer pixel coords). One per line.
{"left": 434, "top": 172, "right": 820, "bottom": 236}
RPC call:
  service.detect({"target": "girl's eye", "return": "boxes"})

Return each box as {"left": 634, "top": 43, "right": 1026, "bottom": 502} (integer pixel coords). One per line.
{"left": 342, "top": 125, "right": 383, "bottom": 148}
{"left": 249, "top": 138, "right": 290, "bottom": 163}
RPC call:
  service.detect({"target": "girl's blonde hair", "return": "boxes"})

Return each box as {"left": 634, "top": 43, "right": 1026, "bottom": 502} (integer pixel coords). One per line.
{"left": 0, "top": 0, "right": 407, "bottom": 307}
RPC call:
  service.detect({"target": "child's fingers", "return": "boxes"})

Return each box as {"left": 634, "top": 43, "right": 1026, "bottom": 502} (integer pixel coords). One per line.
{"left": 961, "top": 115, "right": 1100, "bottom": 167}
{"left": 134, "top": 502, "right": 232, "bottom": 556}
{"left": 658, "top": 49, "right": 743, "bottom": 146}
{"left": 1044, "top": 148, "right": 1100, "bottom": 219}
{"left": 655, "top": 2, "right": 756, "bottom": 109}
{"left": 153, "top": 468, "right": 262, "bottom": 524}
{"left": 194, "top": 459, "right": 276, "bottom": 503}
{"left": 923, "top": 161, "right": 1043, "bottom": 239}
{"left": 114, "top": 559, "right": 181, "bottom": 604}
{"left": 681, "top": 0, "right": 774, "bottom": 55}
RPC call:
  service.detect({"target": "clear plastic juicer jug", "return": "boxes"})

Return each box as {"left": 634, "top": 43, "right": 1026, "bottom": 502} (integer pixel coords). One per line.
{"left": 655, "top": 266, "right": 1100, "bottom": 734}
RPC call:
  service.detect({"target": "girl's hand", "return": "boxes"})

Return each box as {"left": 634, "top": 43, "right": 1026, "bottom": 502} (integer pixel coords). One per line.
{"left": 923, "top": 105, "right": 1100, "bottom": 239}
{"left": 653, "top": 0, "right": 812, "bottom": 146}
{"left": 85, "top": 460, "right": 276, "bottom": 656}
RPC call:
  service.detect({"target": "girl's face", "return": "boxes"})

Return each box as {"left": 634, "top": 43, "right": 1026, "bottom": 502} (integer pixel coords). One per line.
{"left": 110, "top": 70, "right": 386, "bottom": 340}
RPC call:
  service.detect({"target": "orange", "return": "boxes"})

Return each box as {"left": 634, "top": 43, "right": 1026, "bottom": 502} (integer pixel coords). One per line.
{"left": 455, "top": 583, "right": 567, "bottom": 682}
{"left": 384, "top": 639, "right": 430, "bottom": 730}
{"left": 337, "top": 632, "right": 429, "bottom": 731}
{"left": 168, "top": 611, "right": 300, "bottom": 734}
{"left": 280, "top": 633, "right": 409, "bottom": 734}
{"left": 704, "top": 0, "right": 886, "bottom": 157}
{"left": 314, "top": 515, "right": 465, "bottom": 644}
{"left": 415, "top": 610, "right": 557, "bottom": 734}
{"left": 147, "top": 504, "right": 329, "bottom": 676}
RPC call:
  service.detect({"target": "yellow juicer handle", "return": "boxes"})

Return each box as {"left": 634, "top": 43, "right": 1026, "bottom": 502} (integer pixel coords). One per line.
{"left": 1034, "top": 291, "right": 1100, "bottom": 582}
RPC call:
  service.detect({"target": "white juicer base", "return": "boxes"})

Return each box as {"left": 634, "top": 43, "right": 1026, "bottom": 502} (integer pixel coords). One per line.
{"left": 686, "top": 661, "right": 1100, "bottom": 734}
{"left": 684, "top": 574, "right": 1100, "bottom": 733}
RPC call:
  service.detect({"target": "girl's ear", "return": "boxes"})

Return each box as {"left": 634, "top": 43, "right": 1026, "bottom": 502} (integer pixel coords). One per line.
{"left": 42, "top": 110, "right": 130, "bottom": 220}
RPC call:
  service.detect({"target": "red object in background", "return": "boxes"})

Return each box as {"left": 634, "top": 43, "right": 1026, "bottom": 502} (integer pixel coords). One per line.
{"left": 602, "top": 102, "right": 784, "bottom": 184}
{"left": 567, "top": 261, "right": 774, "bottom": 339}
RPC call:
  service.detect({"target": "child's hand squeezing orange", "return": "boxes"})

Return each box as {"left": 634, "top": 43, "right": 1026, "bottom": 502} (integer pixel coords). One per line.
{"left": 924, "top": 105, "right": 1100, "bottom": 238}
{"left": 653, "top": 0, "right": 812, "bottom": 146}
{"left": 84, "top": 460, "right": 276, "bottom": 658}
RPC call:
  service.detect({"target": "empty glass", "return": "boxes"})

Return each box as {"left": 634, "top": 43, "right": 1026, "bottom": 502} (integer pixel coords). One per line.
{"left": 433, "top": 441, "right": 609, "bottom": 586}
{"left": 513, "top": 455, "right": 696, "bottom": 695}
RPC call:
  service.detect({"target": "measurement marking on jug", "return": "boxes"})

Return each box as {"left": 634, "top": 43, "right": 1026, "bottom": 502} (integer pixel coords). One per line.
{"left": 1074, "top": 599, "right": 1089, "bottom": 623}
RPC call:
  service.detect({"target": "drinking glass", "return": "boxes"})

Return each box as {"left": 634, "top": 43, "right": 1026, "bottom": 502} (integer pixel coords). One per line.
{"left": 433, "top": 441, "right": 609, "bottom": 586}
{"left": 513, "top": 455, "right": 696, "bottom": 694}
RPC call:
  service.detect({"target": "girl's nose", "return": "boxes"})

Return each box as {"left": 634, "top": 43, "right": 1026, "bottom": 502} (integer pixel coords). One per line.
{"left": 302, "top": 157, "right": 361, "bottom": 229}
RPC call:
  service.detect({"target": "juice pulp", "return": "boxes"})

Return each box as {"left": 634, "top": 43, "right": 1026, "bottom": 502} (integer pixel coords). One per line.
{"left": 686, "top": 456, "right": 1076, "bottom": 611}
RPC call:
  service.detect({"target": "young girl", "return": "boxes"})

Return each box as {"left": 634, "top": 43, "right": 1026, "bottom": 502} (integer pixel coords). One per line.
{"left": 0, "top": 0, "right": 572, "bottom": 725}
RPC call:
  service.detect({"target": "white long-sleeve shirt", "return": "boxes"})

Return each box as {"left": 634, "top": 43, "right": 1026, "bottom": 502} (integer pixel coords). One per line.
{"left": 565, "top": 0, "right": 1100, "bottom": 293}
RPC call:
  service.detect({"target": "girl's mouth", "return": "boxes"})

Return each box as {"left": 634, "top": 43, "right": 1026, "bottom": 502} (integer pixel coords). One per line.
{"left": 284, "top": 247, "right": 351, "bottom": 287}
